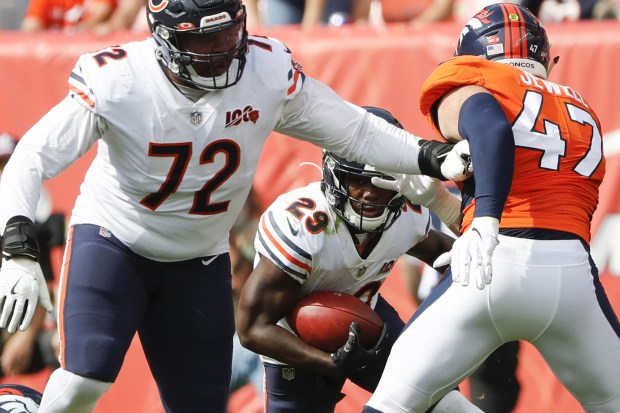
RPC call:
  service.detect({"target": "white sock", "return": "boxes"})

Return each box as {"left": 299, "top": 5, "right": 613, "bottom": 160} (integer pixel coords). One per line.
{"left": 431, "top": 390, "right": 484, "bottom": 413}
{"left": 39, "top": 368, "right": 112, "bottom": 413}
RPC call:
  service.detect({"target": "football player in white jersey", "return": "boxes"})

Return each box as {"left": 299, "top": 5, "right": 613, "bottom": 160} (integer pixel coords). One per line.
{"left": 236, "top": 108, "right": 482, "bottom": 413}
{"left": 0, "top": 1, "right": 472, "bottom": 412}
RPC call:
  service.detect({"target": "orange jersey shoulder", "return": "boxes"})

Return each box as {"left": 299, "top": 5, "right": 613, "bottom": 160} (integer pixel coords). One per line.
{"left": 421, "top": 56, "right": 605, "bottom": 243}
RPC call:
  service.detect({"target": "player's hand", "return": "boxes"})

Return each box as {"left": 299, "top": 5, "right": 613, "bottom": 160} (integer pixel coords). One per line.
{"left": 450, "top": 217, "right": 499, "bottom": 290}
{"left": 330, "top": 322, "right": 389, "bottom": 376}
{"left": 371, "top": 174, "right": 438, "bottom": 206}
{"left": 371, "top": 174, "right": 460, "bottom": 227}
{"left": 0, "top": 258, "right": 53, "bottom": 333}
{"left": 432, "top": 251, "right": 452, "bottom": 269}
{"left": 440, "top": 140, "right": 473, "bottom": 181}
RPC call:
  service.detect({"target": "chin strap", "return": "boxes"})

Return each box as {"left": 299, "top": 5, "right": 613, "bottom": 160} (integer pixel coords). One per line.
{"left": 547, "top": 55, "right": 560, "bottom": 78}
{"left": 343, "top": 201, "right": 388, "bottom": 232}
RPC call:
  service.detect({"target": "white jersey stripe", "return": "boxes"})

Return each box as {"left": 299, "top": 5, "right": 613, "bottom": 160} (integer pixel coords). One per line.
{"left": 266, "top": 211, "right": 311, "bottom": 260}
{"left": 259, "top": 215, "right": 312, "bottom": 274}
{"left": 68, "top": 71, "right": 96, "bottom": 108}
{"left": 256, "top": 230, "right": 308, "bottom": 282}
{"left": 287, "top": 69, "right": 303, "bottom": 96}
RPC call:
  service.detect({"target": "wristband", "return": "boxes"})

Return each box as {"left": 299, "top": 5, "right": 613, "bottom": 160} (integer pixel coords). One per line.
{"left": 418, "top": 139, "right": 453, "bottom": 180}
{"left": 2, "top": 216, "right": 40, "bottom": 261}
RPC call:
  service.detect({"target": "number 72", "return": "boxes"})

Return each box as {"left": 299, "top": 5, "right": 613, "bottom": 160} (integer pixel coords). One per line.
{"left": 140, "top": 140, "right": 240, "bottom": 214}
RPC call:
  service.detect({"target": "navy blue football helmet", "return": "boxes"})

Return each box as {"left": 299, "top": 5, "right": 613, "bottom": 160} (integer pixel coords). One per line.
{"left": 147, "top": 0, "right": 248, "bottom": 90}
{"left": 321, "top": 106, "right": 405, "bottom": 233}
{"left": 455, "top": 3, "right": 551, "bottom": 79}
{"left": 0, "top": 384, "right": 41, "bottom": 413}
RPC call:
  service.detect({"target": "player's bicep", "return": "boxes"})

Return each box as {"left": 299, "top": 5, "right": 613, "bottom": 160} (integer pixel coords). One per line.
{"left": 436, "top": 85, "right": 491, "bottom": 143}
{"left": 237, "top": 254, "right": 302, "bottom": 331}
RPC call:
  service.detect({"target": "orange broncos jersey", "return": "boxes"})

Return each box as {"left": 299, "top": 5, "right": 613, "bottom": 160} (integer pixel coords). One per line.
{"left": 420, "top": 56, "right": 605, "bottom": 244}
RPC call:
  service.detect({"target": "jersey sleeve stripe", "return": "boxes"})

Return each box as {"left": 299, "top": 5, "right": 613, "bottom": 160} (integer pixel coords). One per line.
{"left": 287, "top": 69, "right": 305, "bottom": 96}
{"left": 267, "top": 212, "right": 311, "bottom": 260}
{"left": 69, "top": 71, "right": 88, "bottom": 88}
{"left": 68, "top": 84, "right": 95, "bottom": 108}
{"left": 68, "top": 71, "right": 95, "bottom": 108}
{"left": 257, "top": 231, "right": 308, "bottom": 281}
{"left": 260, "top": 214, "right": 312, "bottom": 273}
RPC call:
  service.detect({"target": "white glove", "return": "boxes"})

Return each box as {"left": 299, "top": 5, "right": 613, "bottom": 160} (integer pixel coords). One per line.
{"left": 440, "top": 140, "right": 473, "bottom": 181}
{"left": 432, "top": 251, "right": 452, "bottom": 269}
{"left": 371, "top": 174, "right": 460, "bottom": 228}
{"left": 0, "top": 258, "right": 53, "bottom": 333}
{"left": 450, "top": 217, "right": 499, "bottom": 290}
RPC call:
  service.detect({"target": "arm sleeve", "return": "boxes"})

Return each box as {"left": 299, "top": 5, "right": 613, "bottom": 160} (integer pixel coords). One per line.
{"left": 276, "top": 77, "right": 423, "bottom": 175}
{"left": 458, "top": 93, "right": 514, "bottom": 219}
{"left": 0, "top": 97, "right": 100, "bottom": 229}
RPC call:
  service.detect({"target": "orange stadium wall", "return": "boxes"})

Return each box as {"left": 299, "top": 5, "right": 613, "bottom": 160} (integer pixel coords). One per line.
{"left": 1, "top": 21, "right": 619, "bottom": 413}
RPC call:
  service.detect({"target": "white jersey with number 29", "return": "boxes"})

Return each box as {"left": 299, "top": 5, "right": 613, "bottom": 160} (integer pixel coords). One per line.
{"left": 255, "top": 182, "right": 431, "bottom": 365}
{"left": 255, "top": 182, "right": 430, "bottom": 304}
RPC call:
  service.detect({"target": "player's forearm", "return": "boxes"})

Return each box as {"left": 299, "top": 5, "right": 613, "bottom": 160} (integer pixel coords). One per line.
{"left": 237, "top": 323, "right": 338, "bottom": 376}
{"left": 459, "top": 93, "right": 514, "bottom": 219}
{"left": 0, "top": 98, "right": 99, "bottom": 229}
{"left": 277, "top": 79, "right": 423, "bottom": 175}
{"left": 0, "top": 153, "right": 45, "bottom": 229}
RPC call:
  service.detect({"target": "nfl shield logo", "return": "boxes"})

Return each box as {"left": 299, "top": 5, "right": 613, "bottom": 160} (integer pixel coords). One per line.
{"left": 190, "top": 111, "right": 202, "bottom": 125}
{"left": 282, "top": 367, "right": 295, "bottom": 381}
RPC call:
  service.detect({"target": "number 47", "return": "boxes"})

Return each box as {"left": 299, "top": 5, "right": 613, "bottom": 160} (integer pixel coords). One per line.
{"left": 512, "top": 90, "right": 603, "bottom": 177}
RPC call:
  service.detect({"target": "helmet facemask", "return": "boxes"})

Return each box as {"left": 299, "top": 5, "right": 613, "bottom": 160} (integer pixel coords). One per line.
{"left": 149, "top": 2, "right": 248, "bottom": 90}
{"left": 321, "top": 152, "right": 404, "bottom": 234}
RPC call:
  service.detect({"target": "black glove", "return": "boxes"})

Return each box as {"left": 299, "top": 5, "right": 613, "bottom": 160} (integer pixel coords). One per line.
{"left": 330, "top": 321, "right": 389, "bottom": 376}
{"left": 417, "top": 139, "right": 454, "bottom": 181}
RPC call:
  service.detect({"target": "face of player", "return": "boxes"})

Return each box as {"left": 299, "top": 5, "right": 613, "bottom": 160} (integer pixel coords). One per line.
{"left": 347, "top": 175, "right": 397, "bottom": 218}
{"left": 176, "top": 23, "right": 243, "bottom": 78}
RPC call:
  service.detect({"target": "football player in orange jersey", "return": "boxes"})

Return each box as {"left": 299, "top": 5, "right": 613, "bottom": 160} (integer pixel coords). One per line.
{"left": 363, "top": 3, "right": 620, "bottom": 412}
